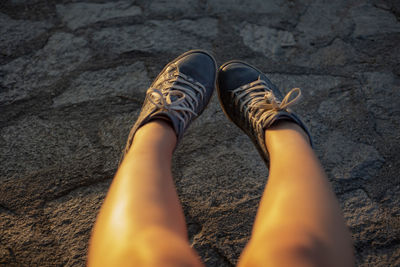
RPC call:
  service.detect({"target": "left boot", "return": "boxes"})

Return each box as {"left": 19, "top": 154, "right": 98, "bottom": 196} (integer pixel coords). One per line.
{"left": 121, "top": 50, "right": 217, "bottom": 162}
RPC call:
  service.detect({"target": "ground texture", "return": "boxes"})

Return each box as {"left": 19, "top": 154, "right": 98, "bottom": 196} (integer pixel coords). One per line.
{"left": 1, "top": 0, "right": 399, "bottom": 266}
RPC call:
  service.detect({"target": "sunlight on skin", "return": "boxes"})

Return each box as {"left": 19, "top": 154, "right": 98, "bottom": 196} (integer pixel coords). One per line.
{"left": 89, "top": 120, "right": 353, "bottom": 267}
{"left": 238, "top": 121, "right": 354, "bottom": 267}
{"left": 88, "top": 121, "right": 204, "bottom": 267}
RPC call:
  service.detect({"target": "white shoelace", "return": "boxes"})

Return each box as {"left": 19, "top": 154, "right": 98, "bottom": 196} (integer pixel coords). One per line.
{"left": 147, "top": 71, "right": 206, "bottom": 130}
{"left": 231, "top": 76, "right": 301, "bottom": 132}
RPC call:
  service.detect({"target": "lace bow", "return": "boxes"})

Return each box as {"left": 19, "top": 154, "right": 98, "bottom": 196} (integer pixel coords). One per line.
{"left": 147, "top": 71, "right": 206, "bottom": 130}
{"left": 232, "top": 77, "right": 301, "bottom": 130}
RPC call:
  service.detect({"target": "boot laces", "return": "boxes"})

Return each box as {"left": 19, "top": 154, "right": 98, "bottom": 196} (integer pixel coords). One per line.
{"left": 147, "top": 65, "right": 206, "bottom": 130}
{"left": 231, "top": 76, "right": 301, "bottom": 132}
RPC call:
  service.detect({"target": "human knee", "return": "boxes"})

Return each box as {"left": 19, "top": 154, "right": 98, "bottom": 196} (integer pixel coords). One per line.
{"left": 134, "top": 226, "right": 203, "bottom": 267}
{"left": 239, "top": 228, "right": 327, "bottom": 267}
{"left": 89, "top": 226, "right": 203, "bottom": 267}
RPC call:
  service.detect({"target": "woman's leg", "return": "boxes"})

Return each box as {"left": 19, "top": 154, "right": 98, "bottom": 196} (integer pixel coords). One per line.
{"left": 238, "top": 121, "right": 354, "bottom": 267}
{"left": 88, "top": 50, "right": 216, "bottom": 266}
{"left": 88, "top": 120, "right": 203, "bottom": 267}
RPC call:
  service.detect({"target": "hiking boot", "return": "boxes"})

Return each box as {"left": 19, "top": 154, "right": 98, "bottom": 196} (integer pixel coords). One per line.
{"left": 121, "top": 50, "right": 217, "bottom": 161}
{"left": 217, "top": 60, "right": 312, "bottom": 166}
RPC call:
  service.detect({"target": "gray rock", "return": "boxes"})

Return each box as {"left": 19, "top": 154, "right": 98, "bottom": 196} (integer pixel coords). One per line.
{"left": 56, "top": 2, "right": 142, "bottom": 30}
{"left": 173, "top": 19, "right": 218, "bottom": 39}
{"left": 53, "top": 62, "right": 150, "bottom": 107}
{"left": 358, "top": 72, "right": 400, "bottom": 136}
{"left": 43, "top": 182, "right": 109, "bottom": 266}
{"left": 340, "top": 189, "right": 383, "bottom": 227}
{"left": 207, "top": 0, "right": 290, "bottom": 15}
{"left": 91, "top": 18, "right": 218, "bottom": 54}
{"left": 360, "top": 72, "right": 400, "bottom": 119}
{"left": 9, "top": 0, "right": 41, "bottom": 4}
{"left": 239, "top": 22, "right": 295, "bottom": 60}
{"left": 144, "top": 0, "right": 200, "bottom": 17}
{"left": 381, "top": 185, "right": 400, "bottom": 217}
{"left": 357, "top": 248, "right": 400, "bottom": 267}
{"left": 308, "top": 39, "right": 359, "bottom": 67}
{"left": 266, "top": 73, "right": 349, "bottom": 97}
{"left": 318, "top": 97, "right": 342, "bottom": 120}
{"left": 0, "top": 179, "right": 111, "bottom": 266}
{"left": 323, "top": 132, "right": 384, "bottom": 180}
{"left": 0, "top": 32, "right": 91, "bottom": 104}
{"left": 98, "top": 112, "right": 140, "bottom": 171}
{"left": 317, "top": 89, "right": 362, "bottom": 124}
{"left": 0, "top": 116, "right": 95, "bottom": 178}
{"left": 0, "top": 211, "right": 53, "bottom": 265}
{"left": 340, "top": 189, "right": 400, "bottom": 267}
{"left": 0, "top": 246, "right": 13, "bottom": 263}
{"left": 0, "top": 13, "right": 52, "bottom": 56}
{"left": 351, "top": 4, "right": 400, "bottom": 38}
{"left": 296, "top": 0, "right": 352, "bottom": 45}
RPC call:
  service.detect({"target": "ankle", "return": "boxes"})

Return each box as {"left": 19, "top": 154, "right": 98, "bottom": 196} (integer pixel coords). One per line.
{"left": 264, "top": 121, "right": 310, "bottom": 151}
{"left": 267, "top": 120, "right": 309, "bottom": 138}
{"left": 130, "top": 120, "right": 177, "bottom": 154}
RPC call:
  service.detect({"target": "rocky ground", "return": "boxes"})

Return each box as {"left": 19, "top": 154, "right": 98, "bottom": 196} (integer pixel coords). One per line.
{"left": 1, "top": 0, "right": 399, "bottom": 266}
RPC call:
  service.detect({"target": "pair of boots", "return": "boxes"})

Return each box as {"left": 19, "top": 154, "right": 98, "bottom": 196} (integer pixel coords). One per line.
{"left": 122, "top": 50, "right": 312, "bottom": 165}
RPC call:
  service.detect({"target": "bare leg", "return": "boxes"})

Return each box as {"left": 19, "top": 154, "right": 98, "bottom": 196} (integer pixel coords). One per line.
{"left": 238, "top": 121, "right": 354, "bottom": 267}
{"left": 88, "top": 120, "right": 204, "bottom": 267}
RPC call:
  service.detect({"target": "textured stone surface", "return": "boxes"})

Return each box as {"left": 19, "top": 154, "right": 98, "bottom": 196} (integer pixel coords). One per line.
{"left": 9, "top": 0, "right": 41, "bottom": 4}
{"left": 0, "top": 13, "right": 52, "bottom": 57}
{"left": 140, "top": 0, "right": 201, "bottom": 17}
{"left": 308, "top": 39, "right": 360, "bottom": 67}
{"left": 53, "top": 62, "right": 150, "bottom": 107}
{"left": 296, "top": 0, "right": 352, "bottom": 45}
{"left": 0, "top": 116, "right": 95, "bottom": 178}
{"left": 97, "top": 112, "right": 139, "bottom": 171}
{"left": 340, "top": 189, "right": 400, "bottom": 266}
{"left": 56, "top": 2, "right": 142, "bottom": 30}
{"left": 91, "top": 18, "right": 218, "bottom": 54}
{"left": 207, "top": 0, "right": 290, "bottom": 15}
{"left": 360, "top": 72, "right": 400, "bottom": 119}
{"left": 239, "top": 22, "right": 296, "bottom": 60}
{"left": 0, "top": 32, "right": 91, "bottom": 104}
{"left": 323, "top": 132, "right": 384, "bottom": 180}
{"left": 266, "top": 73, "right": 350, "bottom": 97}
{"left": 1, "top": 0, "right": 399, "bottom": 266}
{"left": 43, "top": 182, "right": 109, "bottom": 266}
{"left": 351, "top": 3, "right": 400, "bottom": 38}
{"left": 341, "top": 189, "right": 383, "bottom": 226}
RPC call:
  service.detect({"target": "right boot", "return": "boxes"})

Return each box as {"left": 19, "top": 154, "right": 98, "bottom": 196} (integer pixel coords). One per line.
{"left": 217, "top": 60, "right": 312, "bottom": 167}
